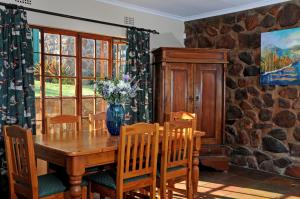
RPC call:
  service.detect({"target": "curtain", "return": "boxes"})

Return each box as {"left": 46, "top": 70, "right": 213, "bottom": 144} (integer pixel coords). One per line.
{"left": 125, "top": 28, "right": 153, "bottom": 124}
{"left": 0, "top": 8, "right": 35, "bottom": 196}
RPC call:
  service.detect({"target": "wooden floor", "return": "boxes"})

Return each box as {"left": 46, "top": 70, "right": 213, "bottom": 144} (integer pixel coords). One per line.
{"left": 173, "top": 166, "right": 300, "bottom": 199}
{"left": 93, "top": 166, "right": 300, "bottom": 199}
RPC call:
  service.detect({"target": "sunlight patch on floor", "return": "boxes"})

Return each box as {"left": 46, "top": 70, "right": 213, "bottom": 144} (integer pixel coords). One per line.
{"left": 173, "top": 180, "right": 294, "bottom": 199}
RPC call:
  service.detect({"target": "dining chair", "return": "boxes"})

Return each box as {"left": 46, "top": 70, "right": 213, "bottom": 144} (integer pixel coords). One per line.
{"left": 45, "top": 115, "right": 82, "bottom": 134}
{"left": 3, "top": 125, "right": 87, "bottom": 199}
{"left": 158, "top": 119, "right": 196, "bottom": 199}
{"left": 88, "top": 122, "right": 160, "bottom": 199}
{"left": 88, "top": 112, "right": 107, "bottom": 133}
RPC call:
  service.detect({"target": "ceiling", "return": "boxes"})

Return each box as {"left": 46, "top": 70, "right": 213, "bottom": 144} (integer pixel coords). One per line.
{"left": 96, "top": 0, "right": 290, "bottom": 21}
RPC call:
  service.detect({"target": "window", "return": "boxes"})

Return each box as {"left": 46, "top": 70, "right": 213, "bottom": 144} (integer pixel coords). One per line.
{"left": 113, "top": 39, "right": 128, "bottom": 77}
{"left": 32, "top": 27, "right": 127, "bottom": 134}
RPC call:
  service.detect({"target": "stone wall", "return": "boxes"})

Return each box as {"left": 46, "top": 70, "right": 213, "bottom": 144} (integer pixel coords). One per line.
{"left": 185, "top": 0, "right": 300, "bottom": 179}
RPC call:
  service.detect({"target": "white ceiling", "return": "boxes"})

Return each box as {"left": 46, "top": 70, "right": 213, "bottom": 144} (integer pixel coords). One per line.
{"left": 96, "top": 0, "right": 291, "bottom": 21}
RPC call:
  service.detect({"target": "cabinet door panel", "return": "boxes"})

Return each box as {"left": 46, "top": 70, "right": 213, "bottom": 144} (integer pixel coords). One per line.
{"left": 194, "top": 64, "right": 223, "bottom": 144}
{"left": 167, "top": 63, "right": 193, "bottom": 115}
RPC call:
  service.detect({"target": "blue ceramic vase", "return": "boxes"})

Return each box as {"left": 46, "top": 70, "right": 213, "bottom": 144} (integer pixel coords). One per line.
{"left": 106, "top": 104, "right": 125, "bottom": 136}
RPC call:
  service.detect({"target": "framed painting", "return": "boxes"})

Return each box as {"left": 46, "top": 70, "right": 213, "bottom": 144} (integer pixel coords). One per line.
{"left": 260, "top": 27, "right": 300, "bottom": 85}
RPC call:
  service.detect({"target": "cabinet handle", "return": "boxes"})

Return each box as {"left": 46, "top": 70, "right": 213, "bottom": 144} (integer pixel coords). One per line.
{"left": 195, "top": 96, "right": 200, "bottom": 101}
{"left": 188, "top": 96, "right": 194, "bottom": 101}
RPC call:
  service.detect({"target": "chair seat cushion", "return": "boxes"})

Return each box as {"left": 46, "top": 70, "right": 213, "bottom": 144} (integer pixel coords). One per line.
{"left": 38, "top": 173, "right": 67, "bottom": 197}
{"left": 88, "top": 170, "right": 149, "bottom": 190}
{"left": 157, "top": 165, "right": 185, "bottom": 177}
{"left": 86, "top": 166, "right": 102, "bottom": 173}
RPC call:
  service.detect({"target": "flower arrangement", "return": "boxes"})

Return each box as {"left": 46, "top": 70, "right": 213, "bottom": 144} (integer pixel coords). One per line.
{"left": 95, "top": 74, "right": 139, "bottom": 104}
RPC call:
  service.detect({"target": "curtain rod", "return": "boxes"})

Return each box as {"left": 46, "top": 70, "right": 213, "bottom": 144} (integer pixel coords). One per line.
{"left": 0, "top": 2, "right": 159, "bottom": 34}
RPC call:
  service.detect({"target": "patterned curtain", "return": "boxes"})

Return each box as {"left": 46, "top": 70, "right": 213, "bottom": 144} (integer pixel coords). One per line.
{"left": 125, "top": 28, "right": 153, "bottom": 124}
{"left": 0, "top": 8, "right": 35, "bottom": 196}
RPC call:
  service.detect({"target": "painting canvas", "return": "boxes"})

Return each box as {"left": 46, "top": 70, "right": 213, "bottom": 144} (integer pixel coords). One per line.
{"left": 260, "top": 27, "right": 300, "bottom": 85}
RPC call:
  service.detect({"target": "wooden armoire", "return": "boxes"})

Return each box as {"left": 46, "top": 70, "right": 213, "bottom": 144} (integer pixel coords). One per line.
{"left": 152, "top": 47, "right": 229, "bottom": 171}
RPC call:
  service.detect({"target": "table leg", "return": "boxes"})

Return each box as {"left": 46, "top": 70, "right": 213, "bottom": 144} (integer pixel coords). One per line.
{"left": 67, "top": 157, "right": 85, "bottom": 199}
{"left": 69, "top": 175, "right": 83, "bottom": 199}
{"left": 192, "top": 136, "right": 201, "bottom": 198}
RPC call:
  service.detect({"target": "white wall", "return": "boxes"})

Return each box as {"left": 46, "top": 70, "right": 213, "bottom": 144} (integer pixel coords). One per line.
{"left": 2, "top": 0, "right": 184, "bottom": 50}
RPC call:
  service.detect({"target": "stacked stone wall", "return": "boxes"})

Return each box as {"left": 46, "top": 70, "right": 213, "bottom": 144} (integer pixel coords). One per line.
{"left": 185, "top": 0, "right": 300, "bottom": 178}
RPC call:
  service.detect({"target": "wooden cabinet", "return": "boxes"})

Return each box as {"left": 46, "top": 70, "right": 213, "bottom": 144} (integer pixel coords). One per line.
{"left": 152, "top": 48, "right": 227, "bottom": 145}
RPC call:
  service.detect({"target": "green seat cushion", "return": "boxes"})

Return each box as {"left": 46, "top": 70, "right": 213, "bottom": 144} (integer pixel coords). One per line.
{"left": 38, "top": 173, "right": 67, "bottom": 197}
{"left": 88, "top": 170, "right": 117, "bottom": 189}
{"left": 86, "top": 166, "right": 102, "bottom": 173}
{"left": 157, "top": 165, "right": 185, "bottom": 177}
{"left": 88, "top": 170, "right": 149, "bottom": 190}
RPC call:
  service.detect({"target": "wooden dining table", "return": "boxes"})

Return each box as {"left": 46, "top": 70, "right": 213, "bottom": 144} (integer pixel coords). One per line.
{"left": 33, "top": 128, "right": 205, "bottom": 199}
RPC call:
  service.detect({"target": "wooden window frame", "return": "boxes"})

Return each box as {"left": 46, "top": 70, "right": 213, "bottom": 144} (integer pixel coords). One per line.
{"left": 31, "top": 25, "right": 125, "bottom": 134}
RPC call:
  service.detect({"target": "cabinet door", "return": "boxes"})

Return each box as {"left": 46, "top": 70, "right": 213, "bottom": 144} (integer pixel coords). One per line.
{"left": 165, "top": 63, "right": 193, "bottom": 117}
{"left": 194, "top": 64, "right": 223, "bottom": 145}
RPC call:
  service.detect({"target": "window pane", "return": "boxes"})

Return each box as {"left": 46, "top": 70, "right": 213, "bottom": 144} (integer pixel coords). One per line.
{"left": 61, "top": 35, "right": 75, "bottom": 56}
{"left": 82, "top": 38, "right": 95, "bottom": 58}
{"left": 36, "top": 121, "right": 42, "bottom": 135}
{"left": 82, "top": 59, "right": 94, "bottom": 77}
{"left": 82, "top": 98, "right": 94, "bottom": 116}
{"left": 62, "top": 78, "right": 75, "bottom": 97}
{"left": 96, "top": 60, "right": 108, "bottom": 78}
{"left": 96, "top": 40, "right": 108, "bottom": 59}
{"left": 119, "top": 44, "right": 127, "bottom": 61}
{"left": 62, "top": 99, "right": 76, "bottom": 115}
{"left": 45, "top": 99, "right": 61, "bottom": 116}
{"left": 82, "top": 79, "right": 94, "bottom": 96}
{"left": 82, "top": 118, "right": 89, "bottom": 131}
{"left": 32, "top": 29, "right": 41, "bottom": 53}
{"left": 113, "top": 44, "right": 117, "bottom": 60}
{"left": 45, "top": 77, "right": 60, "bottom": 97}
{"left": 45, "top": 55, "right": 60, "bottom": 76}
{"left": 34, "top": 76, "right": 41, "bottom": 97}
{"left": 44, "top": 33, "right": 60, "bottom": 54}
{"left": 62, "top": 57, "right": 76, "bottom": 77}
{"left": 35, "top": 98, "right": 42, "bottom": 120}
{"left": 34, "top": 53, "right": 41, "bottom": 76}
{"left": 96, "top": 98, "right": 107, "bottom": 113}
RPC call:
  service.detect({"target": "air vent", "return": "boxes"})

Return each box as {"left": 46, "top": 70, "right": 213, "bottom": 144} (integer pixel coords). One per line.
{"left": 124, "top": 16, "right": 134, "bottom": 26}
{"left": 15, "top": 0, "right": 32, "bottom": 5}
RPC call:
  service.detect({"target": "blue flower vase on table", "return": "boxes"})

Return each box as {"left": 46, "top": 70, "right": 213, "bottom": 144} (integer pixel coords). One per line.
{"left": 106, "top": 104, "right": 125, "bottom": 136}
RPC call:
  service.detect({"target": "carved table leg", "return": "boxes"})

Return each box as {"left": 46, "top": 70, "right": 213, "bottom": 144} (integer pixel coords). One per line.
{"left": 69, "top": 175, "right": 83, "bottom": 199}
{"left": 67, "top": 157, "right": 85, "bottom": 199}
{"left": 192, "top": 150, "right": 199, "bottom": 198}
{"left": 192, "top": 135, "right": 201, "bottom": 198}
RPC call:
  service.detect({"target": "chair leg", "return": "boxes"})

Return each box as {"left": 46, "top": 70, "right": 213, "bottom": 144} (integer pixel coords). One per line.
{"left": 100, "top": 195, "right": 105, "bottom": 199}
{"left": 88, "top": 184, "right": 94, "bottom": 199}
{"left": 82, "top": 186, "right": 88, "bottom": 199}
{"left": 150, "top": 185, "right": 156, "bottom": 199}
{"left": 186, "top": 171, "right": 193, "bottom": 199}
{"left": 160, "top": 180, "right": 166, "bottom": 199}
{"left": 167, "top": 181, "right": 174, "bottom": 199}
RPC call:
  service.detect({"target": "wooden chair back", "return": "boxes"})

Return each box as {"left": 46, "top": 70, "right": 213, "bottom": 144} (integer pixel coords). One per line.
{"left": 46, "top": 115, "right": 81, "bottom": 134}
{"left": 117, "top": 123, "right": 160, "bottom": 198}
{"left": 162, "top": 120, "right": 195, "bottom": 170}
{"left": 4, "top": 125, "right": 39, "bottom": 199}
{"left": 88, "top": 112, "right": 107, "bottom": 133}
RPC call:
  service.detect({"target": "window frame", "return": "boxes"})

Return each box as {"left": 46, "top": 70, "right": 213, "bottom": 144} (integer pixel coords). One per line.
{"left": 31, "top": 25, "right": 125, "bottom": 134}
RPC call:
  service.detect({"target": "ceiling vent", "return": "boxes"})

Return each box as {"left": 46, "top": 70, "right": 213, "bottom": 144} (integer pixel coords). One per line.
{"left": 124, "top": 16, "right": 134, "bottom": 26}
{"left": 15, "top": 0, "right": 32, "bottom": 5}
